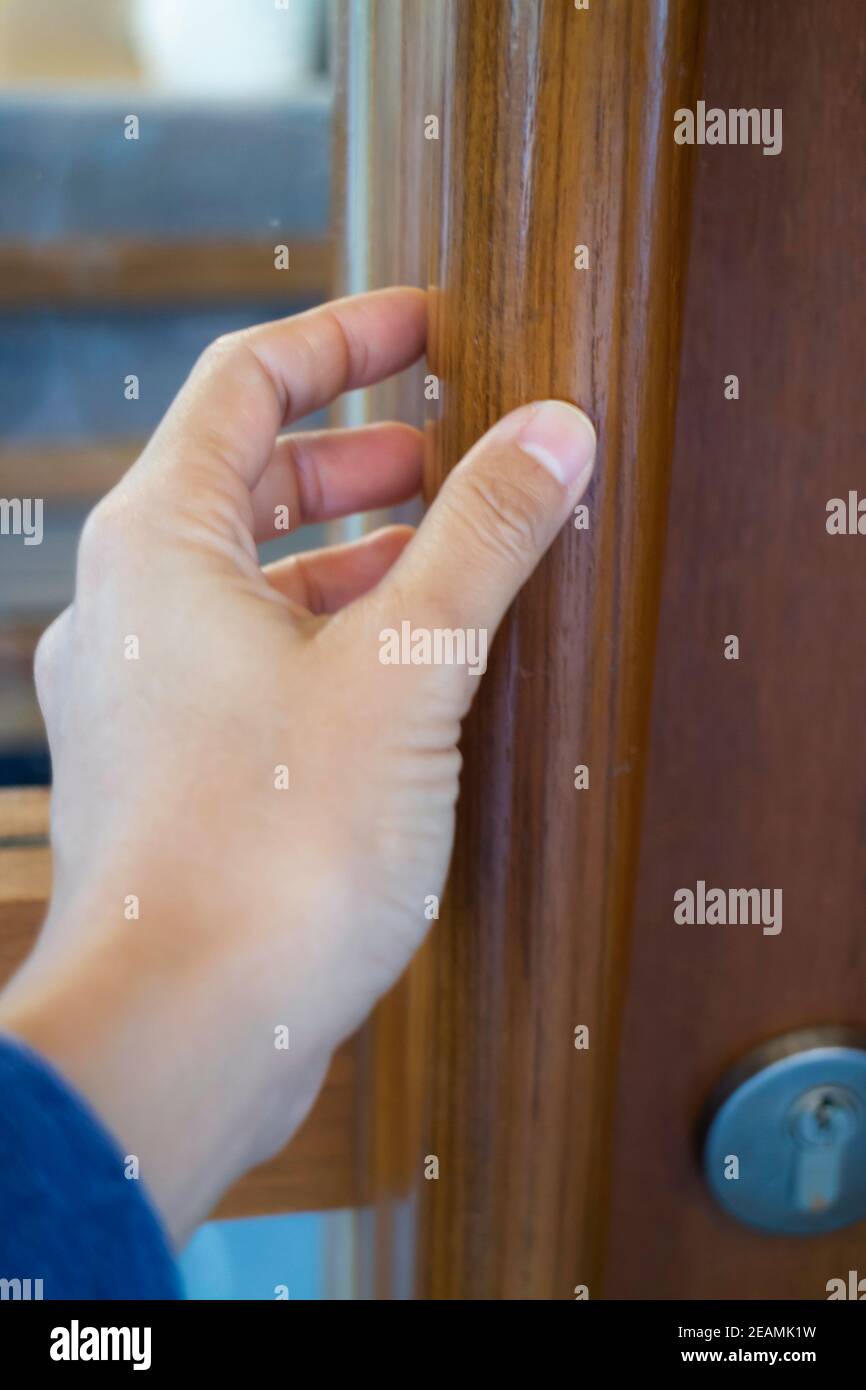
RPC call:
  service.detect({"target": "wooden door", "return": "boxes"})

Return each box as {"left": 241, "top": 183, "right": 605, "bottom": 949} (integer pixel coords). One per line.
{"left": 338, "top": 0, "right": 866, "bottom": 1300}
{"left": 338, "top": 0, "right": 703, "bottom": 1298}
{"left": 605, "top": 0, "right": 866, "bottom": 1300}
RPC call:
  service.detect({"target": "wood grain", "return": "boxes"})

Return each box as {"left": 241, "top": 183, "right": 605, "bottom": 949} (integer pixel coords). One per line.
{"left": 0, "top": 790, "right": 52, "bottom": 985}
{"left": 0, "top": 788, "right": 362, "bottom": 1218}
{"left": 605, "top": 0, "right": 866, "bottom": 1299}
{"left": 331, "top": 0, "right": 445, "bottom": 1299}
{"left": 414, "top": 0, "right": 704, "bottom": 1302}
{"left": 345, "top": 0, "right": 704, "bottom": 1297}
{"left": 213, "top": 1042, "right": 360, "bottom": 1220}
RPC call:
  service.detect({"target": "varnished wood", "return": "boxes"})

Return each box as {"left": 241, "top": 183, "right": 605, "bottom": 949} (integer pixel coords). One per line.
{"left": 0, "top": 442, "right": 140, "bottom": 499}
{"left": 213, "top": 1042, "right": 360, "bottom": 1220}
{"left": 333, "top": 0, "right": 446, "bottom": 1299}
{"left": 420, "top": 0, "right": 704, "bottom": 1303}
{"left": 0, "top": 238, "right": 331, "bottom": 307}
{"left": 0, "top": 789, "right": 363, "bottom": 1217}
{"left": 0, "top": 790, "right": 52, "bottom": 985}
{"left": 0, "top": 787, "right": 49, "bottom": 841}
{"left": 605, "top": 0, "right": 866, "bottom": 1299}
{"left": 348, "top": 0, "right": 704, "bottom": 1298}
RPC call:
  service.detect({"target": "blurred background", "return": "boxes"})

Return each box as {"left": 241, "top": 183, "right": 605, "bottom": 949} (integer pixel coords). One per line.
{"left": 0, "top": 0, "right": 348, "bottom": 1299}
{"left": 0, "top": 0, "right": 332, "bottom": 785}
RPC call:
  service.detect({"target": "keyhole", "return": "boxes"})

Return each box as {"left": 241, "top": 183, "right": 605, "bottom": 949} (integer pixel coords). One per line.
{"left": 813, "top": 1093, "right": 843, "bottom": 1138}
{"left": 790, "top": 1086, "right": 859, "bottom": 1214}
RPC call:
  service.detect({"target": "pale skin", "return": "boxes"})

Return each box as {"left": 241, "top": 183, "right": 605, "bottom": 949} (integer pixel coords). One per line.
{"left": 0, "top": 289, "right": 595, "bottom": 1246}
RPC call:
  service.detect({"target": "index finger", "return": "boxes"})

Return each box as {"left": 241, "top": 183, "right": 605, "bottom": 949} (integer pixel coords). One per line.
{"left": 144, "top": 287, "right": 427, "bottom": 492}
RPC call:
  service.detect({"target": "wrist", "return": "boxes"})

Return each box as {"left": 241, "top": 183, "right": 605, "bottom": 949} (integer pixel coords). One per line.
{"left": 0, "top": 901, "right": 331, "bottom": 1245}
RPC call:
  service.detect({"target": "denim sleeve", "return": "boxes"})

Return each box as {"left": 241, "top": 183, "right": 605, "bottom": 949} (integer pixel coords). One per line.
{"left": 0, "top": 1035, "right": 181, "bottom": 1300}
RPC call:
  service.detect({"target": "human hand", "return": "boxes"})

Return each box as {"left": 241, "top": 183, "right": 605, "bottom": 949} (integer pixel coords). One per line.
{"left": 0, "top": 288, "right": 595, "bottom": 1243}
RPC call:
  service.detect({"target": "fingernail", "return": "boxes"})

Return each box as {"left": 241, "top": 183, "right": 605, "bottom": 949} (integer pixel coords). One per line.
{"left": 514, "top": 400, "right": 597, "bottom": 487}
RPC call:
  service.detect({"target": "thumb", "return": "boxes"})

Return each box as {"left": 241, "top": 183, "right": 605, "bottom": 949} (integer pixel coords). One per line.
{"left": 383, "top": 400, "right": 596, "bottom": 641}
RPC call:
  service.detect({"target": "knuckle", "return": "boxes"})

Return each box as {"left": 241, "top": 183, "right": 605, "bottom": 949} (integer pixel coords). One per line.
{"left": 76, "top": 497, "right": 128, "bottom": 584}
{"left": 286, "top": 436, "right": 325, "bottom": 524}
{"left": 33, "top": 628, "right": 53, "bottom": 693}
{"left": 198, "top": 331, "right": 242, "bottom": 371}
{"left": 382, "top": 574, "right": 463, "bottom": 642}
{"left": 77, "top": 500, "right": 111, "bottom": 559}
{"left": 458, "top": 467, "right": 545, "bottom": 565}
{"left": 196, "top": 331, "right": 283, "bottom": 427}
{"left": 33, "top": 610, "right": 69, "bottom": 712}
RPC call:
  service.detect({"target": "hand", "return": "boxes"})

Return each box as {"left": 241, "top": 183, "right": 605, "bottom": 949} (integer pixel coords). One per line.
{"left": 0, "top": 288, "right": 596, "bottom": 1244}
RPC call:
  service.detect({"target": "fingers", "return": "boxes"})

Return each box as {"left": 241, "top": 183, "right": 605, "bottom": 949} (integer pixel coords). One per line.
{"left": 379, "top": 398, "right": 596, "bottom": 640}
{"left": 144, "top": 288, "right": 427, "bottom": 494}
{"left": 263, "top": 525, "right": 414, "bottom": 615}
{"left": 250, "top": 422, "right": 423, "bottom": 543}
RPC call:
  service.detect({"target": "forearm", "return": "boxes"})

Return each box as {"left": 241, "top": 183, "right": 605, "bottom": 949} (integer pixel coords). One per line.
{"left": 0, "top": 909, "right": 330, "bottom": 1246}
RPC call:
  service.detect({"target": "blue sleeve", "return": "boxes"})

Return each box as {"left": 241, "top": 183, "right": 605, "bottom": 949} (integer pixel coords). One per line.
{"left": 0, "top": 1035, "right": 181, "bottom": 1300}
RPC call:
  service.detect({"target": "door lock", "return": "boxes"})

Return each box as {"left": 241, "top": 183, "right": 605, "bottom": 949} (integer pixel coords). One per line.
{"left": 701, "top": 1027, "right": 866, "bottom": 1235}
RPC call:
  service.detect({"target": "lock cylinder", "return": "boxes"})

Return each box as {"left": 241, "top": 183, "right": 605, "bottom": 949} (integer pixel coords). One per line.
{"left": 701, "top": 1027, "right": 866, "bottom": 1235}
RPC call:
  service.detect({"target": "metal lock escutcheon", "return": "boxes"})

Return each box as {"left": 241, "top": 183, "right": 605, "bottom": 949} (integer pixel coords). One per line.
{"left": 701, "top": 1027, "right": 866, "bottom": 1235}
